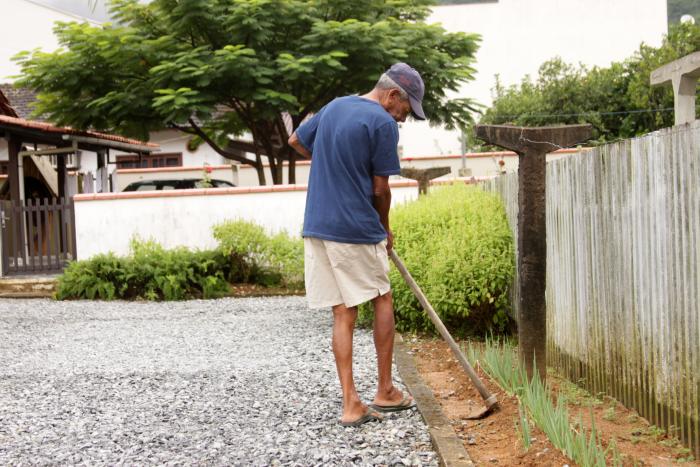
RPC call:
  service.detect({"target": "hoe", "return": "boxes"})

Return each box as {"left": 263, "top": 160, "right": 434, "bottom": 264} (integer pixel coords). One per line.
{"left": 390, "top": 249, "right": 498, "bottom": 419}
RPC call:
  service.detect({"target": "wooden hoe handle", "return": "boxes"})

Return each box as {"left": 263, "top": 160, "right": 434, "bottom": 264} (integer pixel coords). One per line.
{"left": 389, "top": 249, "right": 498, "bottom": 408}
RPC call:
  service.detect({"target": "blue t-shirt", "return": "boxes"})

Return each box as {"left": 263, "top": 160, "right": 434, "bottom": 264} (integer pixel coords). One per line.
{"left": 296, "top": 95, "right": 401, "bottom": 244}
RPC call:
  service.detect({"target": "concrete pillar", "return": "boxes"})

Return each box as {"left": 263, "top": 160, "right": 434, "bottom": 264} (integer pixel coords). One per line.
{"left": 651, "top": 51, "right": 700, "bottom": 125}
{"left": 400, "top": 166, "right": 451, "bottom": 196}
{"left": 474, "top": 124, "right": 592, "bottom": 382}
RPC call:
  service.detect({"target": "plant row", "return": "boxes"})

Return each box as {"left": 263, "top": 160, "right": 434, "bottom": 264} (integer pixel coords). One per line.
{"left": 56, "top": 221, "right": 303, "bottom": 301}
{"left": 465, "top": 338, "right": 623, "bottom": 466}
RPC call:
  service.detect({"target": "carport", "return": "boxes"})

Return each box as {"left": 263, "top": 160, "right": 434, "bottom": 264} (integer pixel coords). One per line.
{"left": 0, "top": 114, "right": 158, "bottom": 276}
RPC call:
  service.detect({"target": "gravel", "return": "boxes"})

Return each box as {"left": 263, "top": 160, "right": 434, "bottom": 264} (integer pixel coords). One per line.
{"left": 0, "top": 296, "right": 437, "bottom": 466}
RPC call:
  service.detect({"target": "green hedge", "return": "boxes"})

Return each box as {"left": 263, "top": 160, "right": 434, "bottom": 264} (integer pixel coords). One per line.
{"left": 56, "top": 221, "right": 304, "bottom": 300}
{"left": 360, "top": 184, "right": 515, "bottom": 335}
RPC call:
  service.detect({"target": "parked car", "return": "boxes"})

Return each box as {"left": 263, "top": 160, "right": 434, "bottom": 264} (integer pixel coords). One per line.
{"left": 122, "top": 178, "right": 236, "bottom": 192}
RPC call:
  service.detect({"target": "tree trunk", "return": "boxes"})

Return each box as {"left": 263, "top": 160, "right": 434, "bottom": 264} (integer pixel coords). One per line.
{"left": 254, "top": 152, "right": 266, "bottom": 185}
{"left": 288, "top": 148, "right": 296, "bottom": 184}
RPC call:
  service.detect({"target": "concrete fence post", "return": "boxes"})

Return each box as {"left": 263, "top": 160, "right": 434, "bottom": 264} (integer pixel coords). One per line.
{"left": 474, "top": 124, "right": 592, "bottom": 382}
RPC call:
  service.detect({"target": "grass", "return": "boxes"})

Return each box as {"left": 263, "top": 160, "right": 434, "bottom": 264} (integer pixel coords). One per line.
{"left": 464, "top": 337, "right": 622, "bottom": 466}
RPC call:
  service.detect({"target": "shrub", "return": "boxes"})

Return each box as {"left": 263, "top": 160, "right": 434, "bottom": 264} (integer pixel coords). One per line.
{"left": 360, "top": 184, "right": 515, "bottom": 335}
{"left": 212, "top": 220, "right": 304, "bottom": 288}
{"left": 56, "top": 239, "right": 234, "bottom": 301}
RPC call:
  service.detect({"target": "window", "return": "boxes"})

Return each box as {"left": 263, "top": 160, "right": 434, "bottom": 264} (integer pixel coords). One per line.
{"left": 116, "top": 153, "right": 183, "bottom": 169}
{"left": 0, "top": 161, "right": 8, "bottom": 175}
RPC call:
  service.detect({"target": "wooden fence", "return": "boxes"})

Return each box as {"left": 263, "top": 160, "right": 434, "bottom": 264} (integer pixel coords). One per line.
{"left": 482, "top": 120, "right": 700, "bottom": 455}
{"left": 0, "top": 198, "right": 77, "bottom": 276}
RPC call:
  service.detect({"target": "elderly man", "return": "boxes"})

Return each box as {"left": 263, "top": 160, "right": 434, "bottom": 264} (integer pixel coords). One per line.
{"left": 288, "top": 63, "right": 426, "bottom": 427}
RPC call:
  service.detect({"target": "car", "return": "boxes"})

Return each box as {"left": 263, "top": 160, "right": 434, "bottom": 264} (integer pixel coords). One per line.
{"left": 122, "top": 178, "right": 236, "bottom": 192}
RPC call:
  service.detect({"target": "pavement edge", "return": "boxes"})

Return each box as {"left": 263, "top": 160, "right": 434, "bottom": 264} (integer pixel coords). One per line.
{"left": 393, "top": 334, "right": 474, "bottom": 467}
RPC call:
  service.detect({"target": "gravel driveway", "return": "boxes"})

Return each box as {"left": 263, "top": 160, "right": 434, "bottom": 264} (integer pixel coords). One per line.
{"left": 0, "top": 296, "right": 437, "bottom": 466}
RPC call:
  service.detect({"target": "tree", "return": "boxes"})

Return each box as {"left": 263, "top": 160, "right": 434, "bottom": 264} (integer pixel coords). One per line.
{"left": 668, "top": 0, "right": 700, "bottom": 24}
{"left": 14, "top": 0, "right": 479, "bottom": 185}
{"left": 478, "top": 23, "right": 700, "bottom": 146}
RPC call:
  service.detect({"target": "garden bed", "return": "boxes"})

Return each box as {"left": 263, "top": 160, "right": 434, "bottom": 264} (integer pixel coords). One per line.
{"left": 409, "top": 338, "right": 695, "bottom": 466}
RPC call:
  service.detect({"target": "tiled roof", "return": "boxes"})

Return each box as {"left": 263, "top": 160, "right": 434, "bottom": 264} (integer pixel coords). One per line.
{"left": 0, "top": 84, "right": 42, "bottom": 120}
{"left": 0, "top": 89, "right": 18, "bottom": 117}
{"left": 0, "top": 115, "right": 158, "bottom": 148}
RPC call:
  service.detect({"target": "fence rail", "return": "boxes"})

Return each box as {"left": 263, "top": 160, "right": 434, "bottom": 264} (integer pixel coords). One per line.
{"left": 483, "top": 120, "right": 700, "bottom": 456}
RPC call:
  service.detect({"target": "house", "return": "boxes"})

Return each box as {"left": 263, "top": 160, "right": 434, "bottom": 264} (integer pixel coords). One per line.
{"left": 0, "top": 87, "right": 159, "bottom": 277}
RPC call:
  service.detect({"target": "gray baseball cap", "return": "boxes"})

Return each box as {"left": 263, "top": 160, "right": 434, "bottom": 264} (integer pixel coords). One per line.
{"left": 386, "top": 62, "right": 426, "bottom": 120}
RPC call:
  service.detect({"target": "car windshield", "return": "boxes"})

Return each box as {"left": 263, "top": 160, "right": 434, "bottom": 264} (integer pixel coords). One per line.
{"left": 123, "top": 179, "right": 235, "bottom": 192}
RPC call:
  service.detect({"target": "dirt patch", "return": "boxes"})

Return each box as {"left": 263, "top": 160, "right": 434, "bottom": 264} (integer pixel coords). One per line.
{"left": 409, "top": 337, "right": 698, "bottom": 466}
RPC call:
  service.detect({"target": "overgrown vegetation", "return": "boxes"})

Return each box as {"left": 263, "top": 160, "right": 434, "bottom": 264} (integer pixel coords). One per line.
{"left": 56, "top": 220, "right": 303, "bottom": 300}
{"left": 360, "top": 184, "right": 515, "bottom": 335}
{"left": 478, "top": 22, "right": 700, "bottom": 145}
{"left": 465, "top": 337, "right": 623, "bottom": 466}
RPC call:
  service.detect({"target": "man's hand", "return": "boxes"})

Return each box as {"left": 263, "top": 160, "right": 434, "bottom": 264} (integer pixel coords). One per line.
{"left": 385, "top": 228, "right": 394, "bottom": 252}
{"left": 288, "top": 132, "right": 312, "bottom": 159}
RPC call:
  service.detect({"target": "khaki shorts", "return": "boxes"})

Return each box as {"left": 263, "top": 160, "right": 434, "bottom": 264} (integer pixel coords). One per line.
{"left": 304, "top": 237, "right": 391, "bottom": 309}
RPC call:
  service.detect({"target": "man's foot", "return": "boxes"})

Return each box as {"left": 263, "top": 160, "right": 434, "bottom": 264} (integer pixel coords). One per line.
{"left": 371, "top": 386, "right": 415, "bottom": 412}
{"left": 340, "top": 401, "right": 372, "bottom": 424}
{"left": 370, "top": 396, "right": 415, "bottom": 412}
{"left": 339, "top": 407, "right": 384, "bottom": 427}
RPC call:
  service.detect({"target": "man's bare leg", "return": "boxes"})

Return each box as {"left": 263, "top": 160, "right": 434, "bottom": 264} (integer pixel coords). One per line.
{"left": 332, "top": 303, "right": 369, "bottom": 422}
{"left": 371, "top": 292, "right": 410, "bottom": 405}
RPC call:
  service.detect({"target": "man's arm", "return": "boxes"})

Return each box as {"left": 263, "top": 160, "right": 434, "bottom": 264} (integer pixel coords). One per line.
{"left": 288, "top": 132, "right": 312, "bottom": 159}
{"left": 372, "top": 175, "right": 393, "bottom": 251}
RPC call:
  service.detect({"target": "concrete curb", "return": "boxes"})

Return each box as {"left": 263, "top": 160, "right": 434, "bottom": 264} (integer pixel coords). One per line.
{"left": 393, "top": 334, "right": 474, "bottom": 467}
{"left": 0, "top": 276, "right": 57, "bottom": 298}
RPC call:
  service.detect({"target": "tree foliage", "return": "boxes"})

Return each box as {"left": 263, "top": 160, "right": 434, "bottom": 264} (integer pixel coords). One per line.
{"left": 14, "top": 0, "right": 479, "bottom": 184}
{"left": 668, "top": 0, "right": 700, "bottom": 24}
{"left": 479, "top": 23, "right": 700, "bottom": 145}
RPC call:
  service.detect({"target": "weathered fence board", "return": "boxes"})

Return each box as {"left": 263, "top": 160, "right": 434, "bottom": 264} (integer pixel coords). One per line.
{"left": 483, "top": 120, "right": 700, "bottom": 455}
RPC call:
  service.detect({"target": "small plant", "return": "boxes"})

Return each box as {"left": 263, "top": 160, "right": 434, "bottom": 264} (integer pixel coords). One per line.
{"left": 517, "top": 403, "right": 532, "bottom": 449}
{"left": 626, "top": 414, "right": 640, "bottom": 424}
{"left": 675, "top": 447, "right": 695, "bottom": 463}
{"left": 603, "top": 406, "right": 616, "bottom": 422}
{"left": 200, "top": 163, "right": 213, "bottom": 187}
{"left": 645, "top": 424, "right": 666, "bottom": 440}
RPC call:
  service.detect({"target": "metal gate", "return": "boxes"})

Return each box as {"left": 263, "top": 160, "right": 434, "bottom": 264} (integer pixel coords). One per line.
{"left": 0, "top": 198, "right": 77, "bottom": 276}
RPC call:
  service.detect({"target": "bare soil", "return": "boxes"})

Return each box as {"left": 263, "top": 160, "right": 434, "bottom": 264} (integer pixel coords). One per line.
{"left": 409, "top": 337, "right": 698, "bottom": 466}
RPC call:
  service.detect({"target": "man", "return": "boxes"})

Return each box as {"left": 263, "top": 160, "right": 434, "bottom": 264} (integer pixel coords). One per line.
{"left": 288, "top": 63, "right": 426, "bottom": 427}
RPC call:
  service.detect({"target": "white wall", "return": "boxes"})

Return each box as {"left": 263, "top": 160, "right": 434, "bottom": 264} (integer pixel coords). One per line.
{"left": 72, "top": 179, "right": 491, "bottom": 258}
{"left": 144, "top": 129, "right": 229, "bottom": 166}
{"left": 399, "top": 0, "right": 669, "bottom": 156}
